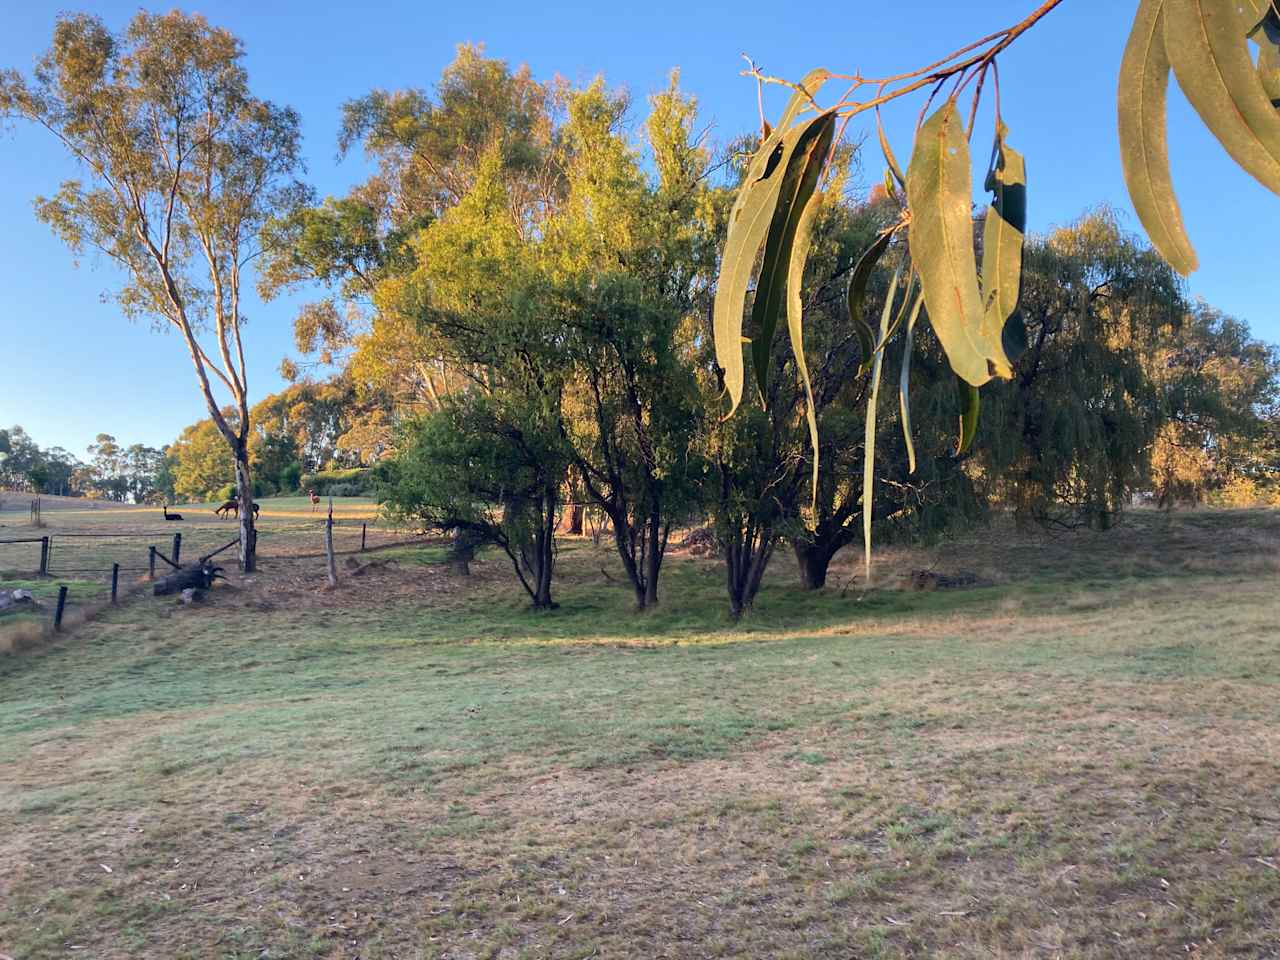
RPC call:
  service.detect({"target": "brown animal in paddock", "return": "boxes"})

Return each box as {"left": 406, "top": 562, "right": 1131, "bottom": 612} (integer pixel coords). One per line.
{"left": 214, "top": 498, "right": 239, "bottom": 519}
{"left": 162, "top": 505, "right": 183, "bottom": 521}
{"left": 309, "top": 489, "right": 320, "bottom": 512}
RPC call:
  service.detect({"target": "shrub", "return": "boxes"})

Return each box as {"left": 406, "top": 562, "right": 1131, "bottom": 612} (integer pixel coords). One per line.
{"left": 278, "top": 461, "right": 302, "bottom": 493}
{"left": 302, "top": 467, "right": 375, "bottom": 496}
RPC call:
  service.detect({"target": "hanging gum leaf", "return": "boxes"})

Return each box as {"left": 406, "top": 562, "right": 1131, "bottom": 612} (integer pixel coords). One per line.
{"left": 1260, "top": 33, "right": 1280, "bottom": 105}
{"left": 877, "top": 106, "right": 907, "bottom": 190}
{"left": 978, "top": 126, "right": 1024, "bottom": 377}
{"left": 787, "top": 188, "right": 823, "bottom": 518}
{"left": 874, "top": 274, "right": 921, "bottom": 354}
{"left": 751, "top": 112, "right": 837, "bottom": 403}
{"left": 862, "top": 263, "right": 902, "bottom": 583}
{"left": 712, "top": 70, "right": 831, "bottom": 417}
{"left": 1002, "top": 312, "right": 1030, "bottom": 363}
{"left": 1164, "top": 0, "right": 1280, "bottom": 195}
{"left": 906, "top": 101, "right": 1001, "bottom": 387}
{"left": 846, "top": 228, "right": 893, "bottom": 374}
{"left": 898, "top": 293, "right": 925, "bottom": 475}
{"left": 1118, "top": 0, "right": 1200, "bottom": 275}
{"left": 1243, "top": 1, "right": 1280, "bottom": 40}
{"left": 955, "top": 376, "right": 981, "bottom": 456}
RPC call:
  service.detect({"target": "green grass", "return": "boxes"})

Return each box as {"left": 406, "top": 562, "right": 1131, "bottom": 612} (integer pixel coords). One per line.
{"left": 1, "top": 509, "right": 1279, "bottom": 958}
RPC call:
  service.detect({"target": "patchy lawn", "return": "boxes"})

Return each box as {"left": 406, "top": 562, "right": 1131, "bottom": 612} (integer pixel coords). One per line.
{"left": 1, "top": 510, "right": 1279, "bottom": 958}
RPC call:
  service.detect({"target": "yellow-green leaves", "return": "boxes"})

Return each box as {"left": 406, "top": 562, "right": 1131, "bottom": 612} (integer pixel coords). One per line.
{"left": 956, "top": 377, "right": 981, "bottom": 456}
{"left": 862, "top": 264, "right": 901, "bottom": 582}
{"left": 898, "top": 293, "right": 924, "bottom": 475}
{"left": 1164, "top": 0, "right": 1280, "bottom": 194}
{"left": 1260, "top": 32, "right": 1280, "bottom": 105}
{"left": 712, "top": 71, "right": 831, "bottom": 417}
{"left": 981, "top": 127, "right": 1027, "bottom": 367}
{"left": 788, "top": 187, "right": 823, "bottom": 516}
{"left": 846, "top": 228, "right": 893, "bottom": 374}
{"left": 906, "top": 101, "right": 1012, "bottom": 387}
{"left": 1118, "top": 0, "right": 1199, "bottom": 276}
{"left": 750, "top": 112, "right": 837, "bottom": 401}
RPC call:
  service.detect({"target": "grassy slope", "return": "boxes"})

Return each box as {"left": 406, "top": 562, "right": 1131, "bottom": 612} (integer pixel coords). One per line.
{"left": 1, "top": 511, "right": 1278, "bottom": 958}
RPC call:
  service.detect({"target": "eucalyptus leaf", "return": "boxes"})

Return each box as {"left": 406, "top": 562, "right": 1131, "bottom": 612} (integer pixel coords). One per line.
{"left": 1164, "top": 0, "right": 1280, "bottom": 195}
{"left": 712, "top": 69, "right": 831, "bottom": 417}
{"left": 847, "top": 228, "right": 893, "bottom": 374}
{"left": 862, "top": 263, "right": 902, "bottom": 582}
{"left": 1002, "top": 312, "right": 1030, "bottom": 363}
{"left": 1118, "top": 0, "right": 1200, "bottom": 275}
{"left": 788, "top": 188, "right": 823, "bottom": 518}
{"left": 956, "top": 377, "right": 981, "bottom": 456}
{"left": 906, "top": 101, "right": 1004, "bottom": 386}
{"left": 1260, "top": 35, "right": 1280, "bottom": 106}
{"left": 899, "top": 293, "right": 925, "bottom": 475}
{"left": 751, "top": 112, "right": 837, "bottom": 402}
{"left": 877, "top": 107, "right": 907, "bottom": 190}
{"left": 979, "top": 127, "right": 1025, "bottom": 376}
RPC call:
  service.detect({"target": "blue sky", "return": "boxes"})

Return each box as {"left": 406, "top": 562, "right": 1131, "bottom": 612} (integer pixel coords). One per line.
{"left": 1, "top": 0, "right": 1276, "bottom": 457}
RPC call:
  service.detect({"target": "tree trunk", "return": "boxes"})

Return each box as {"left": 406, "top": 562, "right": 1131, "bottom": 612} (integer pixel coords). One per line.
{"left": 793, "top": 541, "right": 836, "bottom": 590}
{"left": 643, "top": 509, "right": 661, "bottom": 607}
{"left": 566, "top": 502, "right": 583, "bottom": 536}
{"left": 724, "top": 523, "right": 776, "bottom": 619}
{"left": 448, "top": 529, "right": 478, "bottom": 576}
{"left": 235, "top": 448, "right": 256, "bottom": 573}
{"left": 532, "top": 486, "right": 557, "bottom": 608}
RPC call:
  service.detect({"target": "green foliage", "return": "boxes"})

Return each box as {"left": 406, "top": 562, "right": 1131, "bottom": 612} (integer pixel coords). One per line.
{"left": 381, "top": 392, "right": 569, "bottom": 607}
{"left": 302, "top": 467, "right": 376, "bottom": 497}
{"left": 170, "top": 418, "right": 237, "bottom": 503}
{"left": 977, "top": 211, "right": 1182, "bottom": 527}
{"left": 278, "top": 461, "right": 303, "bottom": 494}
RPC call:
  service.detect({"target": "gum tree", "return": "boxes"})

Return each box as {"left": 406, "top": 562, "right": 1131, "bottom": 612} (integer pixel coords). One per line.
{"left": 712, "top": 0, "right": 1280, "bottom": 579}
{"left": 1, "top": 12, "right": 305, "bottom": 570}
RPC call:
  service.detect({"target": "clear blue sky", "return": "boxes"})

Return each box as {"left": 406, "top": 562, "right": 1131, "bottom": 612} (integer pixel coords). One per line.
{"left": 1, "top": 1, "right": 1276, "bottom": 457}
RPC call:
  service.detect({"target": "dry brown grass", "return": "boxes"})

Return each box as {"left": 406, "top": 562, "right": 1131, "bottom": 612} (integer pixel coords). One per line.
{"left": 1, "top": 508, "right": 1279, "bottom": 958}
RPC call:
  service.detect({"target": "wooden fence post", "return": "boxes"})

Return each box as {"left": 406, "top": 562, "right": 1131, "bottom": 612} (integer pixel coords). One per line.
{"left": 149, "top": 546, "right": 156, "bottom": 579}
{"left": 53, "top": 585, "right": 68, "bottom": 632}
{"left": 172, "top": 532, "right": 182, "bottom": 567}
{"left": 111, "top": 563, "right": 120, "bottom": 604}
{"left": 325, "top": 498, "right": 337, "bottom": 587}
{"left": 39, "top": 536, "right": 49, "bottom": 576}
{"left": 361, "top": 522, "right": 367, "bottom": 552}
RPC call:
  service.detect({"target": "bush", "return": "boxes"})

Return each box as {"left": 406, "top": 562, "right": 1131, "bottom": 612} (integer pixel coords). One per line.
{"left": 302, "top": 467, "right": 375, "bottom": 496}
{"left": 278, "top": 461, "right": 302, "bottom": 493}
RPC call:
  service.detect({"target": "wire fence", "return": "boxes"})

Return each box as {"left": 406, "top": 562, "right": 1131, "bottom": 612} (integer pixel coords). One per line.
{"left": 1, "top": 518, "right": 435, "bottom": 645}
{"left": 1, "top": 519, "right": 431, "bottom": 585}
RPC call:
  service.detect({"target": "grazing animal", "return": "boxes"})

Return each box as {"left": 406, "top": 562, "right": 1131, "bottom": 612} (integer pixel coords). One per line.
{"left": 214, "top": 498, "right": 239, "bottom": 519}
{"left": 309, "top": 489, "right": 320, "bottom": 512}
{"left": 162, "top": 505, "right": 183, "bottom": 521}
{"left": 251, "top": 502, "right": 260, "bottom": 519}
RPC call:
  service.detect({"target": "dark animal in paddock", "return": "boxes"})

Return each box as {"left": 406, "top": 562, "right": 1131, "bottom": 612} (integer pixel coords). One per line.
{"left": 162, "top": 505, "right": 183, "bottom": 521}
{"left": 215, "top": 499, "right": 259, "bottom": 520}
{"left": 309, "top": 489, "right": 320, "bottom": 512}
{"left": 153, "top": 562, "right": 225, "bottom": 596}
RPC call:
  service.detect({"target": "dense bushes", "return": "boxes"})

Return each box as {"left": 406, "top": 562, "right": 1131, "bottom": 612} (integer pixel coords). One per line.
{"left": 301, "top": 467, "right": 377, "bottom": 496}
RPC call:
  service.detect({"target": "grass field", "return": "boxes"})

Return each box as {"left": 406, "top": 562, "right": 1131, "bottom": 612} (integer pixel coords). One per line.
{"left": 1, "top": 509, "right": 1279, "bottom": 958}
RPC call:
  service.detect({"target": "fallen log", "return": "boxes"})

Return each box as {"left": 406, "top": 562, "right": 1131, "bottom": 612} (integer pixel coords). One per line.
{"left": 153, "top": 562, "right": 224, "bottom": 597}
